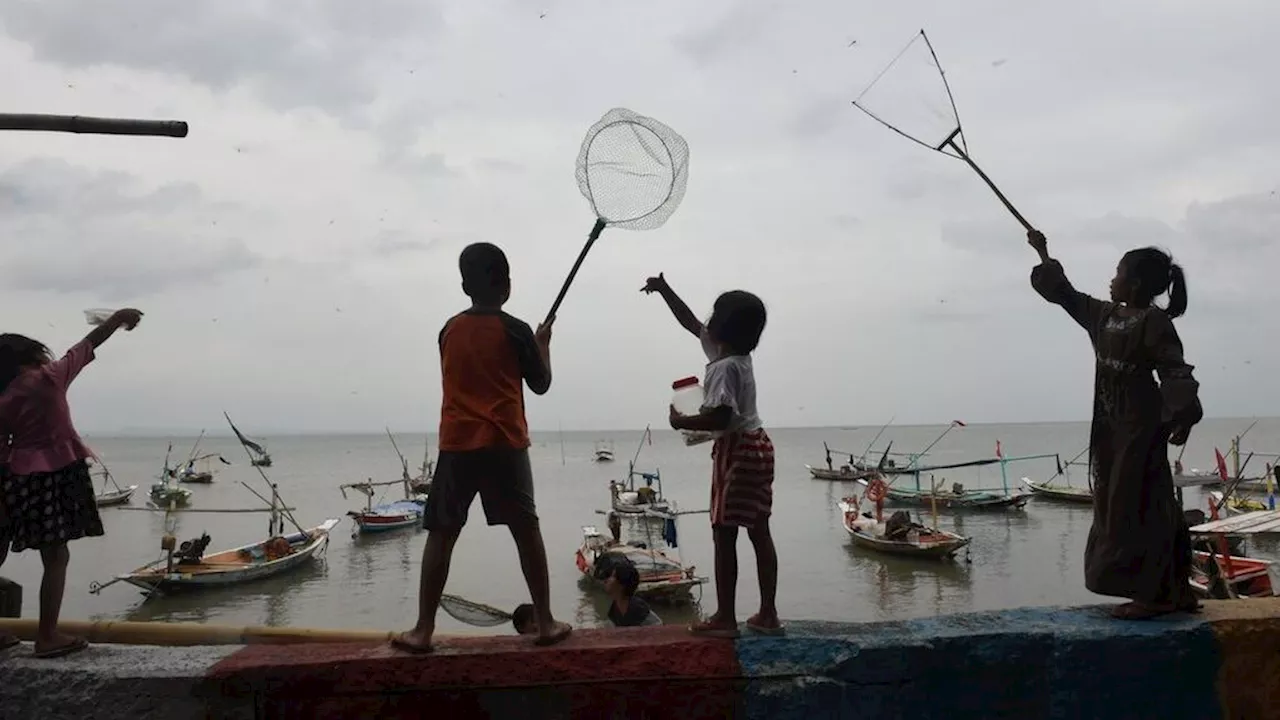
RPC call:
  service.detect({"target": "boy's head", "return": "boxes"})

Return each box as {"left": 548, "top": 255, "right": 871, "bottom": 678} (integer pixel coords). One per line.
{"left": 511, "top": 603, "right": 536, "bottom": 635}
{"left": 459, "top": 242, "right": 511, "bottom": 306}
{"left": 603, "top": 558, "right": 641, "bottom": 599}
{"left": 706, "top": 290, "right": 767, "bottom": 355}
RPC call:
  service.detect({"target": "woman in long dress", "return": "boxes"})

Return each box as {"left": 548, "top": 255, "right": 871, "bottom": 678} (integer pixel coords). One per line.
{"left": 1028, "top": 230, "right": 1201, "bottom": 619}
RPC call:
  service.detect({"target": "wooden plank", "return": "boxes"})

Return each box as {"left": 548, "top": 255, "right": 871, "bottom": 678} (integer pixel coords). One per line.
{"left": 1190, "top": 510, "right": 1280, "bottom": 534}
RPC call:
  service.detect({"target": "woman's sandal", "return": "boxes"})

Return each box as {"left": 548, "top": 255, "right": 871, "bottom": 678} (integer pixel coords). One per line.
{"left": 689, "top": 619, "right": 740, "bottom": 639}
{"left": 0, "top": 635, "right": 20, "bottom": 652}
{"left": 33, "top": 636, "right": 88, "bottom": 659}
{"left": 1109, "top": 602, "right": 1175, "bottom": 621}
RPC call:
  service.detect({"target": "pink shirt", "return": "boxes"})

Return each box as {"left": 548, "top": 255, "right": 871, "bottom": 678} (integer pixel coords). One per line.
{"left": 0, "top": 339, "right": 96, "bottom": 475}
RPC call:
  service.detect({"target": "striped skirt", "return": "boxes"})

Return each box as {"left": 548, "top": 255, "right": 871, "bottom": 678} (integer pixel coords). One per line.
{"left": 710, "top": 429, "right": 775, "bottom": 528}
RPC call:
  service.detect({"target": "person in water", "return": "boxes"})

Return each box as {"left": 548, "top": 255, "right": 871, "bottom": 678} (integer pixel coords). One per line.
{"left": 643, "top": 273, "right": 782, "bottom": 638}
{"left": 605, "top": 559, "right": 661, "bottom": 627}
{"left": 0, "top": 309, "right": 143, "bottom": 657}
{"left": 393, "top": 242, "right": 571, "bottom": 654}
{"left": 1028, "top": 229, "right": 1201, "bottom": 620}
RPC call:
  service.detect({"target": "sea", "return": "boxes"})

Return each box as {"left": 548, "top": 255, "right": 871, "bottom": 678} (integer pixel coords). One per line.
{"left": 3, "top": 418, "right": 1277, "bottom": 634}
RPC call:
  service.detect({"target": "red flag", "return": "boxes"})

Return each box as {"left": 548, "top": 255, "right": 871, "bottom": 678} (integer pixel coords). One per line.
{"left": 952, "top": 420, "right": 966, "bottom": 427}
{"left": 995, "top": 440, "right": 1003, "bottom": 459}
{"left": 1214, "top": 448, "right": 1229, "bottom": 481}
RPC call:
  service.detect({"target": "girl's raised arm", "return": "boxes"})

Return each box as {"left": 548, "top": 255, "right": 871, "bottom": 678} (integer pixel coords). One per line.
{"left": 85, "top": 309, "right": 143, "bottom": 349}
{"left": 641, "top": 273, "right": 702, "bottom": 338}
{"left": 1027, "top": 231, "right": 1107, "bottom": 336}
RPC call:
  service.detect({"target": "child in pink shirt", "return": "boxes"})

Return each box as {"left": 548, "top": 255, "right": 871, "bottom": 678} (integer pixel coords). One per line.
{"left": 0, "top": 308, "right": 142, "bottom": 658}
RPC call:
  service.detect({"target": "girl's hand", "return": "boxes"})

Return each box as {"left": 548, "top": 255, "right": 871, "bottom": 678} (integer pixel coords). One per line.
{"left": 112, "top": 308, "right": 144, "bottom": 330}
{"left": 641, "top": 273, "right": 668, "bottom": 295}
{"left": 668, "top": 404, "right": 683, "bottom": 430}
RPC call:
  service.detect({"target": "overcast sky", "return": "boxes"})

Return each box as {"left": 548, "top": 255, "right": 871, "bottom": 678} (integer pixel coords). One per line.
{"left": 1, "top": 0, "right": 1277, "bottom": 434}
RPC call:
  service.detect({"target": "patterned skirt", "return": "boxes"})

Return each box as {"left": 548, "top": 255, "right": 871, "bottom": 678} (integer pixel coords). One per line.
{"left": 0, "top": 461, "right": 104, "bottom": 553}
{"left": 710, "top": 429, "right": 775, "bottom": 529}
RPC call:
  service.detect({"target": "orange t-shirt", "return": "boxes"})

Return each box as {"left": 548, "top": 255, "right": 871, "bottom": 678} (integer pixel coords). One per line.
{"left": 437, "top": 309, "right": 550, "bottom": 451}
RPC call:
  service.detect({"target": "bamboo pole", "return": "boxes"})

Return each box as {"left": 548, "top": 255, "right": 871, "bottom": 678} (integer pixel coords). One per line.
{"left": 0, "top": 114, "right": 188, "bottom": 138}
{"left": 0, "top": 618, "right": 391, "bottom": 646}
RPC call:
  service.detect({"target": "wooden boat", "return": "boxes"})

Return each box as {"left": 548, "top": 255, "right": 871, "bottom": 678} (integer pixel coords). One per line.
{"left": 341, "top": 480, "right": 425, "bottom": 535}
{"left": 610, "top": 427, "right": 671, "bottom": 515}
{"left": 858, "top": 445, "right": 1055, "bottom": 511}
{"left": 806, "top": 464, "right": 877, "bottom": 482}
{"left": 102, "top": 519, "right": 339, "bottom": 594}
{"left": 1023, "top": 448, "right": 1093, "bottom": 503}
{"left": 1208, "top": 491, "right": 1271, "bottom": 517}
{"left": 149, "top": 481, "right": 192, "bottom": 508}
{"left": 1190, "top": 551, "right": 1276, "bottom": 599}
{"left": 837, "top": 497, "right": 969, "bottom": 559}
{"left": 89, "top": 458, "right": 137, "bottom": 507}
{"left": 386, "top": 427, "right": 433, "bottom": 496}
{"left": 96, "top": 485, "right": 138, "bottom": 507}
{"left": 593, "top": 440, "right": 615, "bottom": 463}
{"left": 574, "top": 525, "right": 705, "bottom": 602}
{"left": 91, "top": 413, "right": 340, "bottom": 599}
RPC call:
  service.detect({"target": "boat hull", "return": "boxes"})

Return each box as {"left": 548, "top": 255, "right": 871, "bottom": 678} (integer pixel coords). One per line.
{"left": 117, "top": 519, "right": 339, "bottom": 593}
{"left": 178, "top": 472, "right": 214, "bottom": 484}
{"left": 1190, "top": 550, "right": 1276, "bottom": 599}
{"left": 838, "top": 501, "right": 969, "bottom": 559}
{"left": 348, "top": 500, "right": 424, "bottom": 534}
{"left": 575, "top": 531, "right": 704, "bottom": 604}
{"left": 857, "top": 479, "right": 1031, "bottom": 510}
{"left": 96, "top": 485, "right": 138, "bottom": 507}
{"left": 806, "top": 464, "right": 876, "bottom": 481}
{"left": 1023, "top": 479, "right": 1093, "bottom": 504}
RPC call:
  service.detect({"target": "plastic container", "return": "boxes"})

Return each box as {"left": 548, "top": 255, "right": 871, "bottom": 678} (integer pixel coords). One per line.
{"left": 84, "top": 308, "right": 115, "bottom": 326}
{"left": 672, "top": 376, "right": 714, "bottom": 446}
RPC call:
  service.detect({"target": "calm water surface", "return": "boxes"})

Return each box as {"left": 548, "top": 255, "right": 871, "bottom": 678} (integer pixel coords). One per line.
{"left": 4, "top": 419, "right": 1276, "bottom": 634}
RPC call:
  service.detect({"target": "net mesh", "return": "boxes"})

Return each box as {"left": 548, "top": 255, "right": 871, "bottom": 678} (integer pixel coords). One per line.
{"left": 438, "top": 593, "right": 512, "bottom": 628}
{"left": 853, "top": 31, "right": 965, "bottom": 155}
{"left": 575, "top": 108, "right": 689, "bottom": 229}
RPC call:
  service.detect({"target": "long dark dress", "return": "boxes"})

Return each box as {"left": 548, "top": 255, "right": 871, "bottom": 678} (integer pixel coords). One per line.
{"left": 1032, "top": 260, "right": 1203, "bottom": 605}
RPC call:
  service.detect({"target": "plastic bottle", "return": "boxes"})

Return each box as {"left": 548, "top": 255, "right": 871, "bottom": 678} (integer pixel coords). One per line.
{"left": 671, "top": 376, "right": 714, "bottom": 446}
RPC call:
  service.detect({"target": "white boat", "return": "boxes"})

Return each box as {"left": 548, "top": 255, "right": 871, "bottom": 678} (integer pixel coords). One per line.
{"left": 837, "top": 497, "right": 970, "bottom": 560}
{"left": 102, "top": 519, "right": 339, "bottom": 593}
{"left": 96, "top": 485, "right": 138, "bottom": 507}
{"left": 1022, "top": 478, "right": 1092, "bottom": 504}
{"left": 593, "top": 440, "right": 615, "bottom": 463}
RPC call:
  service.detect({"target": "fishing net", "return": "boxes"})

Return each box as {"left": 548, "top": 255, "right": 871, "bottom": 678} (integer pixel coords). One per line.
{"left": 439, "top": 593, "right": 512, "bottom": 628}
{"left": 544, "top": 108, "right": 690, "bottom": 324}
{"left": 576, "top": 108, "right": 689, "bottom": 230}
{"left": 853, "top": 31, "right": 1034, "bottom": 231}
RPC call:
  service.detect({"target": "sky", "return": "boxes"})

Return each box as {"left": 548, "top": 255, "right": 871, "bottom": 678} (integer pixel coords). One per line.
{"left": 1, "top": 0, "right": 1277, "bottom": 434}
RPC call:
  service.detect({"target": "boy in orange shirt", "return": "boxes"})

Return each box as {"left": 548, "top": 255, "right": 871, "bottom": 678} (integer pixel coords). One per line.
{"left": 393, "top": 243, "right": 571, "bottom": 652}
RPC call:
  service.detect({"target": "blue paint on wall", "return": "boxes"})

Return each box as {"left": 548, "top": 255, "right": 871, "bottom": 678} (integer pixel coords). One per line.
{"left": 736, "top": 605, "right": 1222, "bottom": 720}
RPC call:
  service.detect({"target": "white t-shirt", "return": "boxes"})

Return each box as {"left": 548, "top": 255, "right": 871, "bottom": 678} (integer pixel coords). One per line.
{"left": 700, "top": 327, "right": 763, "bottom": 434}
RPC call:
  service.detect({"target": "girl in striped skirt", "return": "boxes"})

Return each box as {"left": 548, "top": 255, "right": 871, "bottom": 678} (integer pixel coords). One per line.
{"left": 642, "top": 274, "right": 781, "bottom": 638}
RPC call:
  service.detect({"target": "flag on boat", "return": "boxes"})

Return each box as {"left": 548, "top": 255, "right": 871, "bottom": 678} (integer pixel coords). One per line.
{"left": 1214, "top": 448, "right": 1230, "bottom": 482}
{"left": 224, "top": 412, "right": 266, "bottom": 456}
{"left": 952, "top": 420, "right": 966, "bottom": 427}
{"left": 646, "top": 427, "right": 652, "bottom": 445}
{"left": 995, "top": 440, "right": 1003, "bottom": 459}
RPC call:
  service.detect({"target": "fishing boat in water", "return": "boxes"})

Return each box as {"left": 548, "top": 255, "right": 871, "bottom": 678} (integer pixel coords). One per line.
{"left": 1023, "top": 448, "right": 1093, "bottom": 504}
{"left": 857, "top": 438, "right": 1053, "bottom": 511}
{"left": 89, "top": 458, "right": 137, "bottom": 507}
{"left": 91, "top": 414, "right": 339, "bottom": 598}
{"left": 574, "top": 523, "right": 705, "bottom": 603}
{"left": 1188, "top": 507, "right": 1280, "bottom": 599}
{"left": 837, "top": 496, "right": 969, "bottom": 560}
{"left": 610, "top": 427, "right": 672, "bottom": 515}
{"left": 341, "top": 480, "right": 425, "bottom": 535}
{"left": 593, "top": 440, "right": 615, "bottom": 463}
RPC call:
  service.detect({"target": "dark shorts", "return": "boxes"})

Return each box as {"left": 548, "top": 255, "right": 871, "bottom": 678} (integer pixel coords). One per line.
{"left": 423, "top": 448, "right": 537, "bottom": 531}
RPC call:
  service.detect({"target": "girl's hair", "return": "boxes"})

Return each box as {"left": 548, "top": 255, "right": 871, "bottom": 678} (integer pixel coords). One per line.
{"left": 1121, "top": 247, "right": 1188, "bottom": 319}
{"left": 707, "top": 290, "right": 767, "bottom": 354}
{"left": 0, "top": 334, "right": 52, "bottom": 394}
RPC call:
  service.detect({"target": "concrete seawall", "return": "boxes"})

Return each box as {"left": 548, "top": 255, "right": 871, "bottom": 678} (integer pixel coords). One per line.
{"left": 1, "top": 599, "right": 1276, "bottom": 719}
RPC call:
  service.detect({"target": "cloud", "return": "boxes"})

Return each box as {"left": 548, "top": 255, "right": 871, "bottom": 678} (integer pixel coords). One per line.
{"left": 0, "top": 0, "right": 444, "bottom": 116}
{"left": 0, "top": 158, "right": 261, "bottom": 299}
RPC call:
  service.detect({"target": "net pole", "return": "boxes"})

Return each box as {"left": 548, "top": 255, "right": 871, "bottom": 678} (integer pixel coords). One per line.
{"left": 0, "top": 114, "right": 188, "bottom": 138}
{"left": 944, "top": 138, "right": 1034, "bottom": 231}
{"left": 543, "top": 218, "right": 607, "bottom": 326}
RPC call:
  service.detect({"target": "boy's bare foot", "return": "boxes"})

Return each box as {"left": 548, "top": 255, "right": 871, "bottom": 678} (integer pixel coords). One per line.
{"left": 390, "top": 627, "right": 435, "bottom": 654}
{"left": 534, "top": 620, "right": 573, "bottom": 647}
{"left": 746, "top": 612, "right": 786, "bottom": 636}
{"left": 690, "top": 612, "right": 740, "bottom": 639}
{"left": 33, "top": 634, "right": 88, "bottom": 659}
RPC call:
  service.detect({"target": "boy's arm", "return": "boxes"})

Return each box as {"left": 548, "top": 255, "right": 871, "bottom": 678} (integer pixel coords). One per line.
{"left": 670, "top": 362, "right": 737, "bottom": 432}
{"left": 670, "top": 404, "right": 732, "bottom": 432}
{"left": 503, "top": 315, "right": 552, "bottom": 395}
{"left": 641, "top": 273, "right": 702, "bottom": 338}
{"left": 53, "top": 308, "right": 142, "bottom": 389}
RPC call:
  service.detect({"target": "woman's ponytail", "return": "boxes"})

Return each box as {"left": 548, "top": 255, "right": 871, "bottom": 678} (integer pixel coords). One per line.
{"left": 1166, "top": 262, "right": 1187, "bottom": 319}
